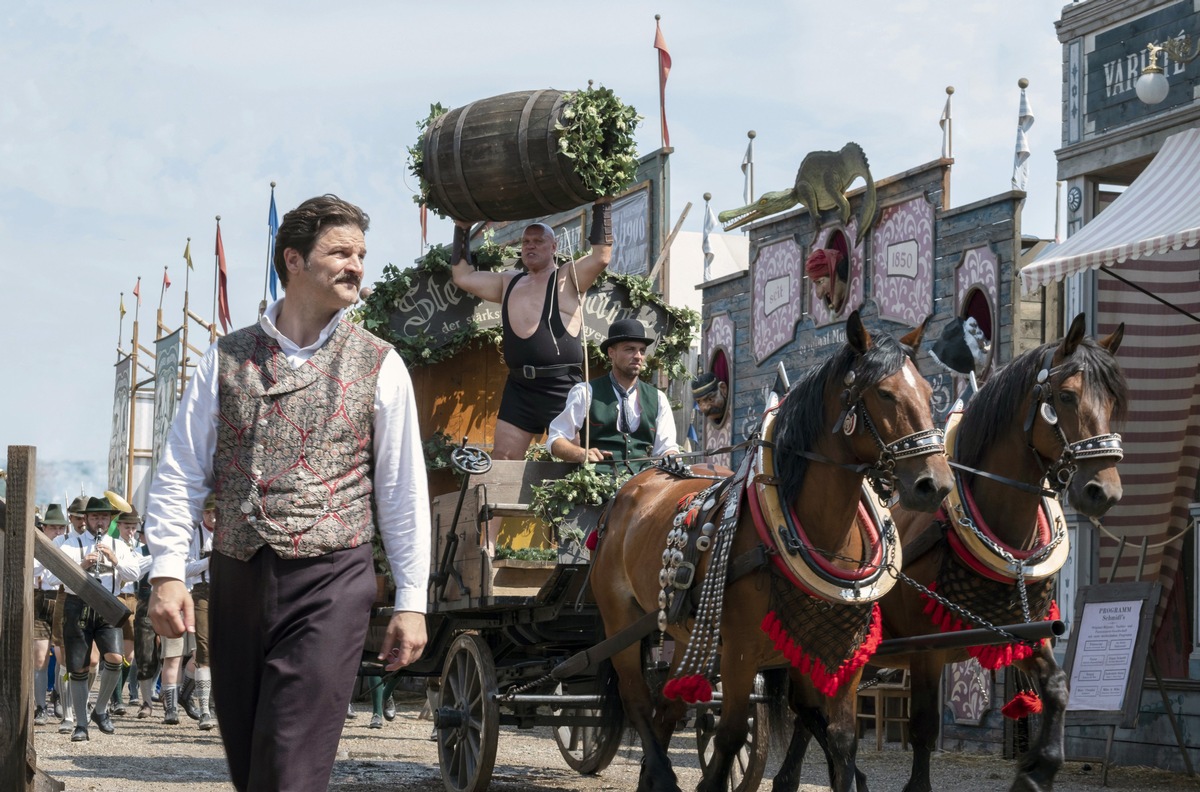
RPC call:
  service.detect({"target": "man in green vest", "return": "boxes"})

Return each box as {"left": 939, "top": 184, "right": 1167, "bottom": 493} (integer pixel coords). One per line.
{"left": 546, "top": 318, "right": 678, "bottom": 473}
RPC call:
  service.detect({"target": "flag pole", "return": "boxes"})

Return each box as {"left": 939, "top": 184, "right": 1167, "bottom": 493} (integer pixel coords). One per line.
{"left": 157, "top": 265, "right": 168, "bottom": 338}
{"left": 747, "top": 130, "right": 756, "bottom": 203}
{"left": 212, "top": 215, "right": 220, "bottom": 334}
{"left": 260, "top": 181, "right": 276, "bottom": 317}
{"left": 182, "top": 238, "right": 192, "bottom": 396}
{"left": 117, "top": 292, "right": 126, "bottom": 359}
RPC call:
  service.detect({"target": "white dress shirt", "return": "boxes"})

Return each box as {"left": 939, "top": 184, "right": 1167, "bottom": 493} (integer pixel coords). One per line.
{"left": 144, "top": 300, "right": 432, "bottom": 613}
{"left": 546, "top": 379, "right": 678, "bottom": 458}
{"left": 46, "top": 528, "right": 141, "bottom": 596}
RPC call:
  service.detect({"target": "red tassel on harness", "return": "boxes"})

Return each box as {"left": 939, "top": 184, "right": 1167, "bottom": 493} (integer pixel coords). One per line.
{"left": 584, "top": 530, "right": 598, "bottom": 551}
{"left": 1001, "top": 690, "right": 1043, "bottom": 719}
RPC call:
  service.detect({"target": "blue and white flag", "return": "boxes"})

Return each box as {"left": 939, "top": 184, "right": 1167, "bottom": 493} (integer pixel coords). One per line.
{"left": 1012, "top": 87, "right": 1034, "bottom": 191}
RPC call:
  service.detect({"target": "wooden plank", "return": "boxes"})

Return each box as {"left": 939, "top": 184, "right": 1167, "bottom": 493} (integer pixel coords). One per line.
{"left": 2, "top": 446, "right": 36, "bottom": 792}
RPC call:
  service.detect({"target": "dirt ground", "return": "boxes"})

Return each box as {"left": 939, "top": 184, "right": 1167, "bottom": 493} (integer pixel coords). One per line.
{"left": 32, "top": 691, "right": 1200, "bottom": 792}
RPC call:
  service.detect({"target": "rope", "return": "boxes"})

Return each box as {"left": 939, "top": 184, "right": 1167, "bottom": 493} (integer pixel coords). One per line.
{"left": 1087, "top": 514, "right": 1195, "bottom": 550}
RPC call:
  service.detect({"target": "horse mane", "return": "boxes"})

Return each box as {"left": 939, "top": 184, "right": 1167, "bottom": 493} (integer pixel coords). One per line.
{"left": 773, "top": 333, "right": 908, "bottom": 505}
{"left": 956, "top": 336, "right": 1129, "bottom": 468}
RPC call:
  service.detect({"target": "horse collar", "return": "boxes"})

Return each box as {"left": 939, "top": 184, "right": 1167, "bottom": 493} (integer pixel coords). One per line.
{"left": 751, "top": 411, "right": 902, "bottom": 604}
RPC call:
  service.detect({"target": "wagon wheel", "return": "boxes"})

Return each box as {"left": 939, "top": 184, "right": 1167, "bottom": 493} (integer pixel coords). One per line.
{"left": 551, "top": 682, "right": 623, "bottom": 774}
{"left": 435, "top": 634, "right": 499, "bottom": 792}
{"left": 695, "top": 674, "right": 769, "bottom": 792}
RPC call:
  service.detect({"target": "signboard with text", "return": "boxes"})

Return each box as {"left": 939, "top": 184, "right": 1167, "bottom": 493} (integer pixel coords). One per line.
{"left": 386, "top": 268, "right": 668, "bottom": 353}
{"left": 1063, "top": 582, "right": 1160, "bottom": 727}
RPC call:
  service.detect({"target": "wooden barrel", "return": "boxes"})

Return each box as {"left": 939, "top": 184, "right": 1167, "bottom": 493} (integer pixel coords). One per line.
{"left": 422, "top": 90, "right": 599, "bottom": 222}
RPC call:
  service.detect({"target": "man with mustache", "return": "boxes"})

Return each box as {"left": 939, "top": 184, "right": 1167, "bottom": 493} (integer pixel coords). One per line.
{"left": 145, "top": 194, "right": 430, "bottom": 792}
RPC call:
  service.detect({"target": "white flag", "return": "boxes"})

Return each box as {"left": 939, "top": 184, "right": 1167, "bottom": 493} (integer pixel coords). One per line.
{"left": 741, "top": 137, "right": 754, "bottom": 204}
{"left": 702, "top": 201, "right": 720, "bottom": 281}
{"left": 1012, "top": 88, "right": 1034, "bottom": 191}
{"left": 940, "top": 94, "right": 952, "bottom": 158}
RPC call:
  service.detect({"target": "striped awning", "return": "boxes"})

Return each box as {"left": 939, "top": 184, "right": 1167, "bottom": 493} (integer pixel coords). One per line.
{"left": 1020, "top": 126, "right": 1200, "bottom": 294}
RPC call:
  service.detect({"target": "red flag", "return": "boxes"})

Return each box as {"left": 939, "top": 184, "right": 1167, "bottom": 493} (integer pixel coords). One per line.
{"left": 163, "top": 268, "right": 172, "bottom": 290}
{"left": 132, "top": 277, "right": 141, "bottom": 306}
{"left": 216, "top": 224, "right": 232, "bottom": 333}
{"left": 419, "top": 204, "right": 428, "bottom": 248}
{"left": 653, "top": 17, "right": 672, "bottom": 149}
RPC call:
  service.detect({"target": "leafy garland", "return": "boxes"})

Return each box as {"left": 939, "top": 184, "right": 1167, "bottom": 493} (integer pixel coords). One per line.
{"left": 529, "top": 464, "right": 630, "bottom": 546}
{"left": 352, "top": 248, "right": 697, "bottom": 379}
{"left": 407, "top": 103, "right": 449, "bottom": 216}
{"left": 555, "top": 85, "right": 642, "bottom": 197}
{"left": 408, "top": 87, "right": 640, "bottom": 216}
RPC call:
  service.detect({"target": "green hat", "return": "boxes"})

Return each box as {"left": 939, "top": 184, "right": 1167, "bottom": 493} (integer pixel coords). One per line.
{"left": 42, "top": 503, "right": 69, "bottom": 526}
{"left": 67, "top": 496, "right": 88, "bottom": 516}
{"left": 203, "top": 494, "right": 217, "bottom": 511}
{"left": 84, "top": 495, "right": 118, "bottom": 514}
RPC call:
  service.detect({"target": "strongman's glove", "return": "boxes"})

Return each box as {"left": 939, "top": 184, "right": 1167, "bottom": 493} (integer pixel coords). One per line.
{"left": 452, "top": 223, "right": 472, "bottom": 267}
{"left": 588, "top": 200, "right": 613, "bottom": 247}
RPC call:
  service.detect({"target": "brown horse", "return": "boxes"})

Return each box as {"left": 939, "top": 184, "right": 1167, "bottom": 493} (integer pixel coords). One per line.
{"left": 592, "top": 312, "right": 954, "bottom": 792}
{"left": 773, "top": 313, "right": 1128, "bottom": 792}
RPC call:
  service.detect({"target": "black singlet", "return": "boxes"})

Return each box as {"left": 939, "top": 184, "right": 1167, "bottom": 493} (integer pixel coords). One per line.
{"left": 501, "top": 271, "right": 584, "bottom": 370}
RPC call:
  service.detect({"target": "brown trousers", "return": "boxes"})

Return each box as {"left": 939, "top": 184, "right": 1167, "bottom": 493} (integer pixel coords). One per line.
{"left": 209, "top": 543, "right": 376, "bottom": 792}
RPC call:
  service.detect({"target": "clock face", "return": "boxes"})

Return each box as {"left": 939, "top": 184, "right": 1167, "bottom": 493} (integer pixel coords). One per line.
{"left": 1068, "top": 186, "right": 1083, "bottom": 213}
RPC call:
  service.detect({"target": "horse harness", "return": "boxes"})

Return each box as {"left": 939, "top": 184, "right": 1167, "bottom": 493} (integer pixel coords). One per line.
{"left": 642, "top": 367, "right": 948, "bottom": 697}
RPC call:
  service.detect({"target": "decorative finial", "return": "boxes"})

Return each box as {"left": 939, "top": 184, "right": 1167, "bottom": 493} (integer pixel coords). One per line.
{"left": 270, "top": 180, "right": 276, "bottom": 188}
{"left": 216, "top": 215, "right": 221, "bottom": 222}
{"left": 1018, "top": 78, "right": 1029, "bottom": 89}
{"left": 946, "top": 85, "right": 955, "bottom": 95}
{"left": 655, "top": 14, "right": 661, "bottom": 20}
{"left": 747, "top": 130, "right": 757, "bottom": 139}
{"left": 588, "top": 79, "right": 594, "bottom": 88}
{"left": 704, "top": 192, "right": 712, "bottom": 201}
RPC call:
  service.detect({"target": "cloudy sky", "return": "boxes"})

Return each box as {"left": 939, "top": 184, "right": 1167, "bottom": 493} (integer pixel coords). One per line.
{"left": 1, "top": 1, "right": 1065, "bottom": 471}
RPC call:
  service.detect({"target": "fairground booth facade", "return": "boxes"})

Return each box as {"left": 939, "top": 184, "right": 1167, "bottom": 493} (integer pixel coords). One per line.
{"left": 1020, "top": 0, "right": 1200, "bottom": 771}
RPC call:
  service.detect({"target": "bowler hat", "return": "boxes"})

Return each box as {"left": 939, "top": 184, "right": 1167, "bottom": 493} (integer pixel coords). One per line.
{"left": 600, "top": 318, "right": 655, "bottom": 354}
{"left": 42, "top": 503, "right": 69, "bottom": 526}
{"left": 67, "top": 496, "right": 88, "bottom": 516}
{"left": 84, "top": 495, "right": 118, "bottom": 514}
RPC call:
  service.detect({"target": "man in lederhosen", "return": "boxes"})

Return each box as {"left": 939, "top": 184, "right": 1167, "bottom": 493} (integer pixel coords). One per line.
{"left": 51, "top": 494, "right": 140, "bottom": 741}
{"left": 112, "top": 507, "right": 145, "bottom": 715}
{"left": 51, "top": 495, "right": 91, "bottom": 731}
{"left": 31, "top": 504, "right": 68, "bottom": 724}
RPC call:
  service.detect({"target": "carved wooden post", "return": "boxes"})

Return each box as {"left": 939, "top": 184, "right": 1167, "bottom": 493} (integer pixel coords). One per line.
{"left": 1, "top": 446, "right": 36, "bottom": 792}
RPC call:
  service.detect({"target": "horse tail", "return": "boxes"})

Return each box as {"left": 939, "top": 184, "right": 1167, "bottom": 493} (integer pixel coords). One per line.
{"left": 596, "top": 657, "right": 627, "bottom": 739}
{"left": 760, "top": 667, "right": 793, "bottom": 754}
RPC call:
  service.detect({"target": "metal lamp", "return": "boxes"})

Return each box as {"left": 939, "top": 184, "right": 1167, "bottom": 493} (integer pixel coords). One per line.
{"left": 1136, "top": 36, "right": 1200, "bottom": 105}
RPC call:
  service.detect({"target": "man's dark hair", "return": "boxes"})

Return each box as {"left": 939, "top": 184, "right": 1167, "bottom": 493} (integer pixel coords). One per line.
{"left": 274, "top": 194, "right": 370, "bottom": 288}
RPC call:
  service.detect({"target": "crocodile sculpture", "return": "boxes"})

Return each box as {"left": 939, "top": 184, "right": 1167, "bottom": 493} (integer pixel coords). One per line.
{"left": 719, "top": 142, "right": 877, "bottom": 237}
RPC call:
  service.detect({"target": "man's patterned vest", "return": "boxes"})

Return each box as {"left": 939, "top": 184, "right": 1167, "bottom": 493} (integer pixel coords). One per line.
{"left": 213, "top": 321, "right": 389, "bottom": 560}
{"left": 587, "top": 376, "right": 659, "bottom": 472}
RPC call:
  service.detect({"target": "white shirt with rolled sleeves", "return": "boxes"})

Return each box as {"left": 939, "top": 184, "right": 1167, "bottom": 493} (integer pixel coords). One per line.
{"left": 143, "top": 301, "right": 431, "bottom": 613}
{"left": 546, "top": 380, "right": 679, "bottom": 457}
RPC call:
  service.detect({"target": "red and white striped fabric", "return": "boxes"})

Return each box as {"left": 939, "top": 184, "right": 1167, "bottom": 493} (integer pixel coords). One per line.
{"left": 1096, "top": 251, "right": 1200, "bottom": 633}
{"left": 1020, "top": 127, "right": 1200, "bottom": 294}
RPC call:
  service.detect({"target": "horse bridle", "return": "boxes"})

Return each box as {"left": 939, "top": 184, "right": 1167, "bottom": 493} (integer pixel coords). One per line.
{"left": 796, "top": 362, "right": 947, "bottom": 503}
{"left": 1022, "top": 347, "right": 1124, "bottom": 493}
